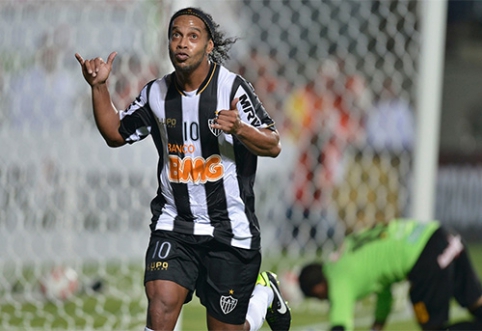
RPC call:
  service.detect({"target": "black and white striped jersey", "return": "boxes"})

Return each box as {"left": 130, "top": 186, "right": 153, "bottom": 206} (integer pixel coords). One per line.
{"left": 118, "top": 63, "right": 277, "bottom": 250}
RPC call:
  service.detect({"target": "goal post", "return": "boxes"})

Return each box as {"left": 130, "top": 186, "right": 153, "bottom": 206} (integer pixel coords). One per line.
{"left": 411, "top": 0, "right": 448, "bottom": 222}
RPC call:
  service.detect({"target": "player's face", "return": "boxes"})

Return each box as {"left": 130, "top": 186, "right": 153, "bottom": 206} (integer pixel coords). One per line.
{"left": 168, "top": 15, "right": 214, "bottom": 74}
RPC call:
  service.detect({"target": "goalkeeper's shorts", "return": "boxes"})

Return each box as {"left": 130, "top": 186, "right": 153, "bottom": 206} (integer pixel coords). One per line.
{"left": 408, "top": 226, "right": 482, "bottom": 329}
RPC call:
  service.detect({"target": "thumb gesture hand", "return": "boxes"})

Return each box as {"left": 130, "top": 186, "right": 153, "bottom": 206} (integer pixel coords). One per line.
{"left": 75, "top": 51, "right": 117, "bottom": 87}
{"left": 213, "top": 98, "right": 242, "bottom": 134}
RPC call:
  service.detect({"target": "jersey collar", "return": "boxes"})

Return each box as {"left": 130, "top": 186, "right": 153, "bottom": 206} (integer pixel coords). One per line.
{"left": 173, "top": 62, "right": 217, "bottom": 96}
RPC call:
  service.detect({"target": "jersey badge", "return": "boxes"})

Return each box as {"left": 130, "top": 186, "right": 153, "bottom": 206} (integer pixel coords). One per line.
{"left": 208, "top": 116, "right": 222, "bottom": 137}
{"left": 220, "top": 295, "right": 238, "bottom": 314}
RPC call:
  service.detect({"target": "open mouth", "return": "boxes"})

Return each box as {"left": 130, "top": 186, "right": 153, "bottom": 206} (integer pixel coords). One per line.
{"left": 175, "top": 52, "right": 189, "bottom": 61}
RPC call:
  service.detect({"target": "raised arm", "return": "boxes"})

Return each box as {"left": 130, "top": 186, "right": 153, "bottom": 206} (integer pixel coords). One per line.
{"left": 212, "top": 98, "right": 281, "bottom": 157}
{"left": 75, "top": 52, "right": 125, "bottom": 147}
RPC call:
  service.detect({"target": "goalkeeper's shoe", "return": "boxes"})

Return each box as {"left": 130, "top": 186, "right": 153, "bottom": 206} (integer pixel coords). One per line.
{"left": 257, "top": 271, "right": 291, "bottom": 331}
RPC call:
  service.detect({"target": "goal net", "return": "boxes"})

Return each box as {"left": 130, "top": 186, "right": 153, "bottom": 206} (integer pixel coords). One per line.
{"left": 0, "top": 0, "right": 420, "bottom": 329}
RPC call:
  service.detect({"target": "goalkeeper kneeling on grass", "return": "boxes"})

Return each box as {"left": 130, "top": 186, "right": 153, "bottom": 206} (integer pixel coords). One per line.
{"left": 298, "top": 219, "right": 482, "bottom": 331}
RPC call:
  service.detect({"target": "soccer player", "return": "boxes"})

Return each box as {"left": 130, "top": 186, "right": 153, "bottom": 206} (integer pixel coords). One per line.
{"left": 298, "top": 219, "right": 482, "bottom": 331}
{"left": 75, "top": 7, "right": 290, "bottom": 331}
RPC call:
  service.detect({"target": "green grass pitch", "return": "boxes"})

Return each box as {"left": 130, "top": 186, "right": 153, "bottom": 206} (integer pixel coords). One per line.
{"left": 1, "top": 243, "right": 481, "bottom": 330}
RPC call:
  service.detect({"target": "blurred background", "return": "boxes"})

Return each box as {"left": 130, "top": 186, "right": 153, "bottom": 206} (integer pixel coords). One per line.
{"left": 1, "top": 0, "right": 481, "bottom": 330}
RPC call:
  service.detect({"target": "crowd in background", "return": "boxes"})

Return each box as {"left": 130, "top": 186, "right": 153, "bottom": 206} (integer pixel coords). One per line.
{"left": 234, "top": 48, "right": 414, "bottom": 250}
{"left": 0, "top": 21, "right": 416, "bottom": 249}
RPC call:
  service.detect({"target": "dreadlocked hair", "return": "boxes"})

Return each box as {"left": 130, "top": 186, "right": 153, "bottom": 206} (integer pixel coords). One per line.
{"left": 206, "top": 16, "right": 237, "bottom": 64}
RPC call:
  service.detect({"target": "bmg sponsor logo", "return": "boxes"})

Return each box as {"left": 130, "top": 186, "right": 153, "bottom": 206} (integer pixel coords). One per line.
{"left": 168, "top": 155, "right": 224, "bottom": 184}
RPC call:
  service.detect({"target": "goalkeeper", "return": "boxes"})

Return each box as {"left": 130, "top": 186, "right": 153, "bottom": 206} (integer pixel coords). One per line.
{"left": 298, "top": 219, "right": 482, "bottom": 331}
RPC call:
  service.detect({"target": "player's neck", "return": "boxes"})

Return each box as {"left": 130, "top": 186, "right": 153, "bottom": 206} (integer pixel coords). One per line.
{"left": 175, "top": 60, "right": 211, "bottom": 92}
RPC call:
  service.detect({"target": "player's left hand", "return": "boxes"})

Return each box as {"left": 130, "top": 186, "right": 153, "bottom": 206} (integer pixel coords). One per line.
{"left": 211, "top": 98, "right": 244, "bottom": 135}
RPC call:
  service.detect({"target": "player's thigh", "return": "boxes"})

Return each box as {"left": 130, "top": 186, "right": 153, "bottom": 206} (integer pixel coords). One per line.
{"left": 145, "top": 279, "right": 190, "bottom": 309}
{"left": 409, "top": 227, "right": 452, "bottom": 328}
{"left": 206, "top": 314, "right": 245, "bottom": 331}
{"left": 452, "top": 240, "right": 482, "bottom": 308}
{"left": 198, "top": 242, "right": 261, "bottom": 326}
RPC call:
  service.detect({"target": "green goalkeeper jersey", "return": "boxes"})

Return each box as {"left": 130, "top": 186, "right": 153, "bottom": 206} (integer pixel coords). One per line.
{"left": 324, "top": 219, "right": 440, "bottom": 330}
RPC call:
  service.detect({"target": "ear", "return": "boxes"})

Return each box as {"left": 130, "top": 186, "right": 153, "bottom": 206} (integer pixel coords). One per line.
{"left": 206, "top": 39, "right": 214, "bottom": 54}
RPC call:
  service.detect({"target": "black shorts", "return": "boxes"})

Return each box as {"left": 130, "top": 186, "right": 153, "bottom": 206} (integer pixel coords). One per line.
{"left": 408, "top": 226, "right": 482, "bottom": 329}
{"left": 144, "top": 230, "right": 261, "bottom": 325}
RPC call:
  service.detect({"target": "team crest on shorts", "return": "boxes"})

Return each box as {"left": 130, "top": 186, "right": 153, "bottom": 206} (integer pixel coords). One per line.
{"left": 208, "top": 118, "right": 222, "bottom": 137}
{"left": 220, "top": 295, "right": 238, "bottom": 314}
